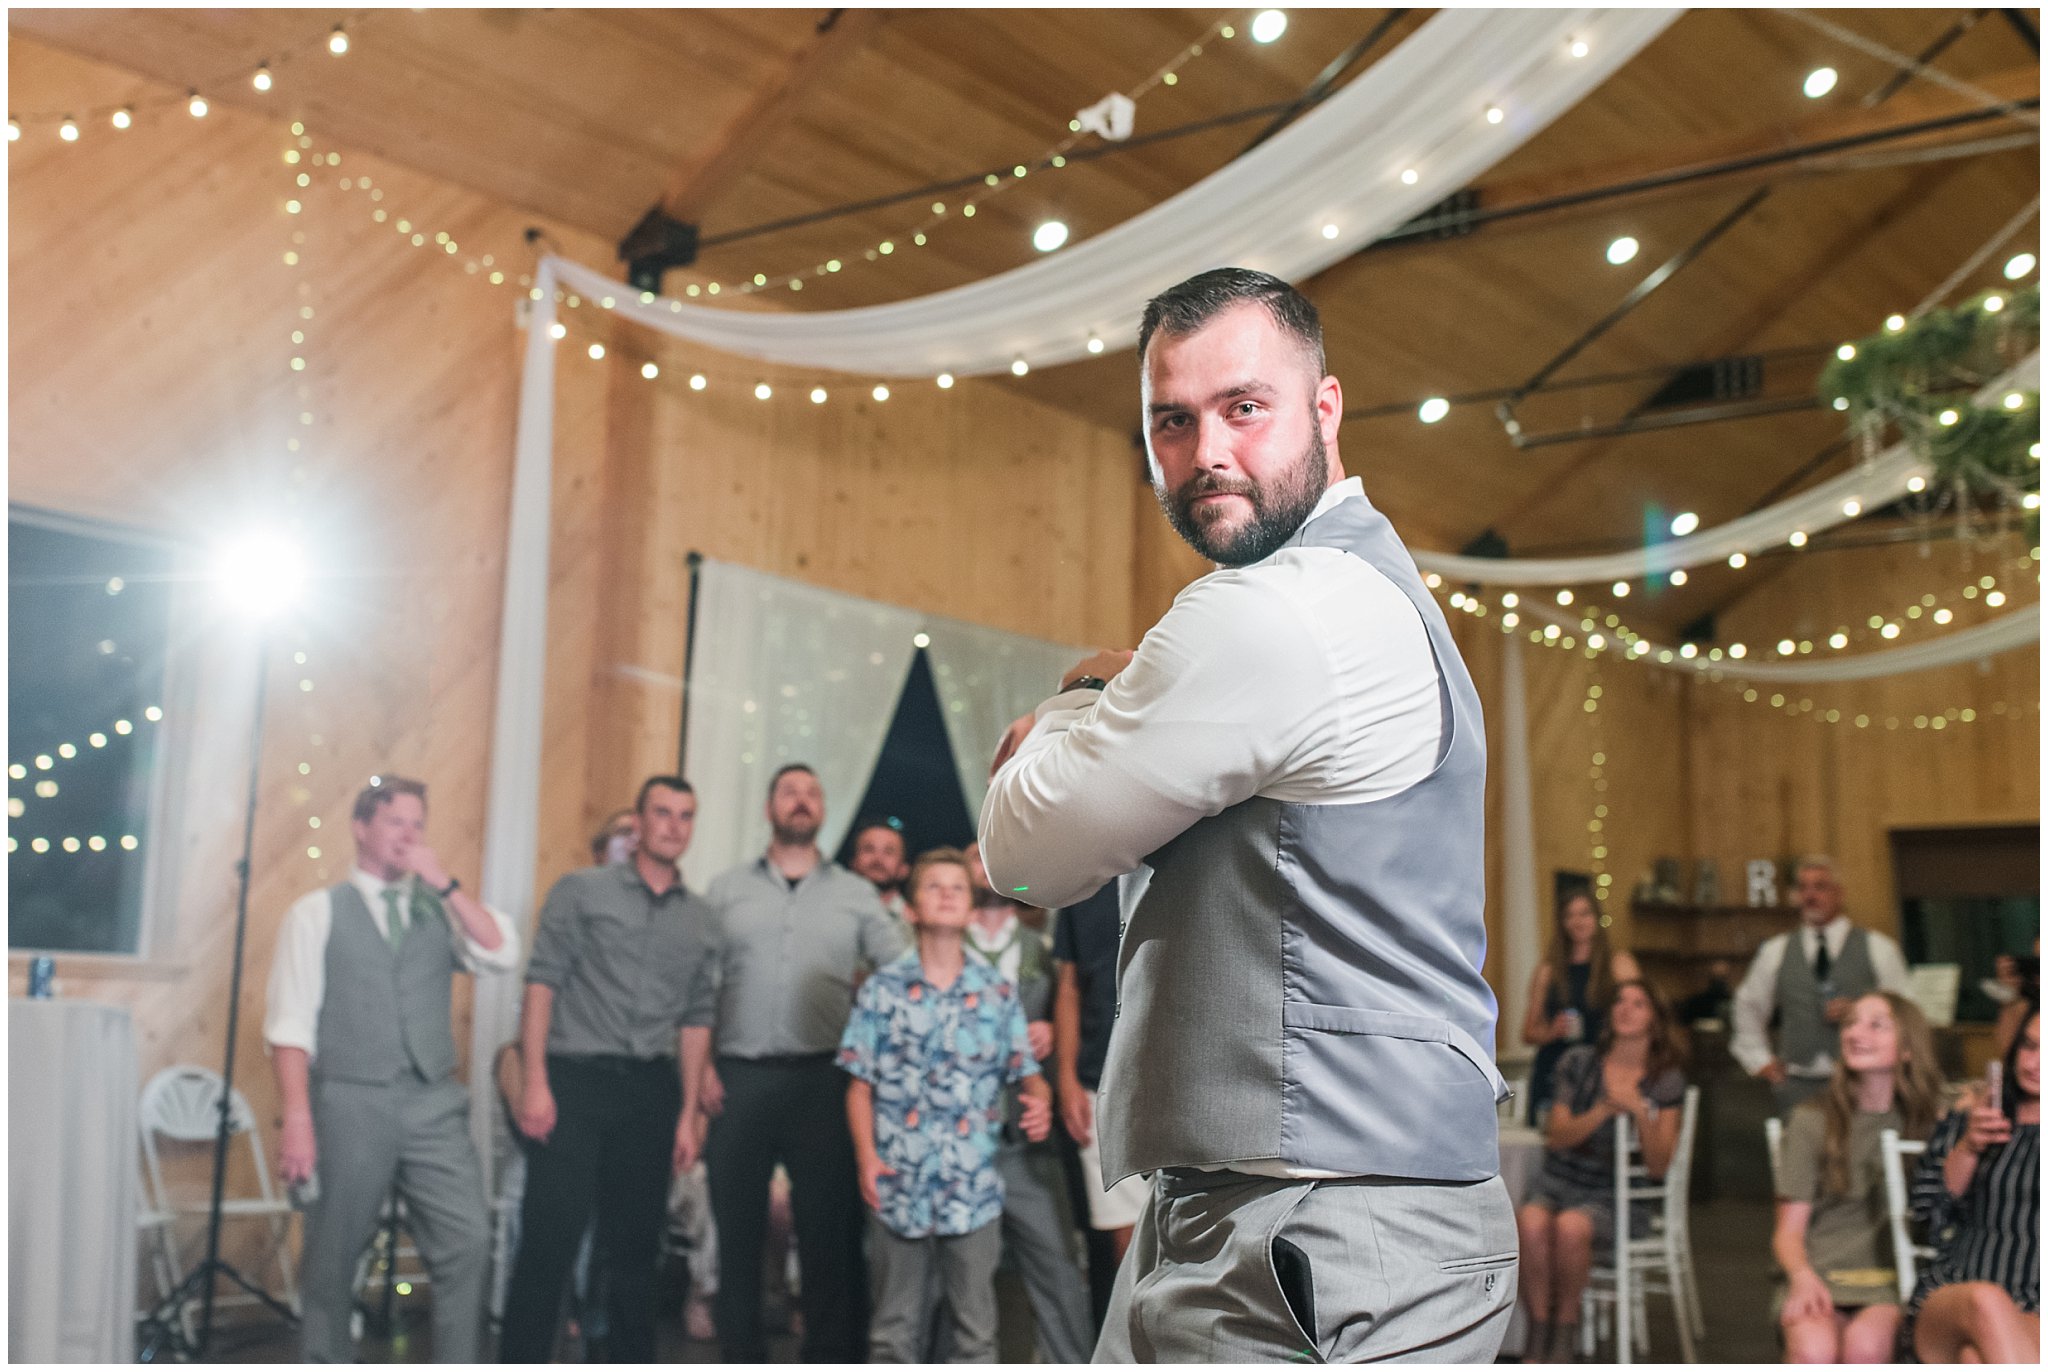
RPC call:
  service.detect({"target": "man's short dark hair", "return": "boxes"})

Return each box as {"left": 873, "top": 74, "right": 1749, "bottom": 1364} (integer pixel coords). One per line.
{"left": 635, "top": 774, "right": 693, "bottom": 813}
{"left": 767, "top": 762, "right": 817, "bottom": 802}
{"left": 352, "top": 775, "right": 426, "bottom": 824}
{"left": 850, "top": 815, "right": 905, "bottom": 851}
{"left": 1137, "top": 267, "right": 1325, "bottom": 377}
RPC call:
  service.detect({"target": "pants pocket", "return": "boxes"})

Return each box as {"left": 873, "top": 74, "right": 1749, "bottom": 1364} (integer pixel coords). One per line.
{"left": 1272, "top": 1235, "right": 1318, "bottom": 1355}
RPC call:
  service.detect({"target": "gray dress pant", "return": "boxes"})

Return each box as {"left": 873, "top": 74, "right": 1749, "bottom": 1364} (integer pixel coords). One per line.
{"left": 869, "top": 1216, "right": 1003, "bottom": 1363}
{"left": 298, "top": 1075, "right": 491, "bottom": 1363}
{"left": 995, "top": 1137, "right": 1095, "bottom": 1363}
{"left": 1094, "top": 1168, "right": 1517, "bottom": 1363}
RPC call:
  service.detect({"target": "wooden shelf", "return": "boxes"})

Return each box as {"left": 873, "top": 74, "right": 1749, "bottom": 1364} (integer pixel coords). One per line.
{"left": 1630, "top": 903, "right": 1798, "bottom": 918}
{"left": 1626, "top": 902, "right": 1797, "bottom": 965}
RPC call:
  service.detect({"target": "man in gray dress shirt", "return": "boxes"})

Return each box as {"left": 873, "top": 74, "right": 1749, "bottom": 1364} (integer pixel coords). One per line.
{"left": 499, "top": 775, "right": 717, "bottom": 1362}
{"left": 703, "top": 763, "right": 908, "bottom": 1361}
{"left": 983, "top": 269, "right": 1515, "bottom": 1361}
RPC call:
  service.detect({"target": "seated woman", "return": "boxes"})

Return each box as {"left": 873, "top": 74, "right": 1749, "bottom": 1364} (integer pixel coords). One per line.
{"left": 1904, "top": 1002, "right": 2039, "bottom": 1363}
{"left": 1516, "top": 978, "right": 1685, "bottom": 1362}
{"left": 1521, "top": 889, "right": 1641, "bottom": 1127}
{"left": 1772, "top": 991, "right": 1944, "bottom": 1363}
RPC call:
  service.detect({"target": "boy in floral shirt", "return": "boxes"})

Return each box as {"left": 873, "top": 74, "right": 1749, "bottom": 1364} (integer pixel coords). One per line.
{"left": 839, "top": 847, "right": 1052, "bottom": 1362}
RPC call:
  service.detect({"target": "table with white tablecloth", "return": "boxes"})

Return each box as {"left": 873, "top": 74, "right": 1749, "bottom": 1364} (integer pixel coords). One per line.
{"left": 9, "top": 997, "right": 140, "bottom": 1363}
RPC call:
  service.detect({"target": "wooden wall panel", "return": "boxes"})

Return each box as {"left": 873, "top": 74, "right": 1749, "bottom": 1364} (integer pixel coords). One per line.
{"left": 9, "top": 35, "right": 1147, "bottom": 1284}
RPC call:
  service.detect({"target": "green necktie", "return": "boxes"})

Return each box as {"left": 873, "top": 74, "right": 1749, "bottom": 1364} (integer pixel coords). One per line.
{"left": 382, "top": 886, "right": 407, "bottom": 952}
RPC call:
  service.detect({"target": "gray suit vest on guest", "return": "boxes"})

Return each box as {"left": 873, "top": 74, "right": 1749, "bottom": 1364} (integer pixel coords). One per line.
{"left": 312, "top": 882, "right": 461, "bottom": 1085}
{"left": 1097, "top": 493, "right": 1507, "bottom": 1186}
{"left": 1774, "top": 926, "right": 1877, "bottom": 1068}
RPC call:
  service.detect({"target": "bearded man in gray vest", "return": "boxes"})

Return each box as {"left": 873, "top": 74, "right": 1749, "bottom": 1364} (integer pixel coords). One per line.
{"left": 981, "top": 268, "right": 1517, "bottom": 1362}
{"left": 1731, "top": 855, "right": 1912, "bottom": 1115}
{"left": 265, "top": 775, "right": 520, "bottom": 1362}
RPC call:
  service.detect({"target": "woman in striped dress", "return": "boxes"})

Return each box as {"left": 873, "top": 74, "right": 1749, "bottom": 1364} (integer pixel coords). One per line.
{"left": 1903, "top": 1002, "right": 2038, "bottom": 1362}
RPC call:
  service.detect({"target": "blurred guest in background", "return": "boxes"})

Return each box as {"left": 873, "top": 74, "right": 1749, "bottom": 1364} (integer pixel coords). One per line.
{"left": 1521, "top": 889, "right": 1640, "bottom": 1127}
{"left": 1905, "top": 1003, "right": 2038, "bottom": 1363}
{"left": 1772, "top": 991, "right": 1944, "bottom": 1363}
{"left": 1732, "top": 858, "right": 1911, "bottom": 1116}
{"left": 1516, "top": 979, "right": 1686, "bottom": 1363}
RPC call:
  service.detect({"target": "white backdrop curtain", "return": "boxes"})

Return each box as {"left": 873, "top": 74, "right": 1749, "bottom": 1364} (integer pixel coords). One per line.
{"left": 923, "top": 620, "right": 1086, "bottom": 821}
{"left": 1414, "top": 354, "right": 2039, "bottom": 585}
{"left": 681, "top": 561, "right": 1087, "bottom": 884}
{"left": 544, "top": 8, "right": 1678, "bottom": 378}
{"left": 683, "top": 562, "right": 921, "bottom": 886}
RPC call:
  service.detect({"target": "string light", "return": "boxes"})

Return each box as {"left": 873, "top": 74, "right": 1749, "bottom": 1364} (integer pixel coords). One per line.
{"left": 327, "top": 26, "right": 349, "bottom": 55}
{"left": 1803, "top": 67, "right": 1839, "bottom": 98}
{"left": 1606, "top": 236, "right": 1639, "bottom": 265}
{"left": 253, "top": 64, "right": 273, "bottom": 92}
{"left": 187, "top": 92, "right": 208, "bottom": 118}
{"left": 1418, "top": 397, "right": 1450, "bottom": 424}
{"left": 59, "top": 117, "right": 79, "bottom": 142}
{"left": 872, "top": 384, "right": 890, "bottom": 402}
{"left": 1669, "top": 511, "right": 1699, "bottom": 537}
{"left": 1250, "top": 10, "right": 1288, "bottom": 43}
{"left": 2004, "top": 253, "right": 2036, "bottom": 281}
{"left": 1486, "top": 105, "right": 1505, "bottom": 125}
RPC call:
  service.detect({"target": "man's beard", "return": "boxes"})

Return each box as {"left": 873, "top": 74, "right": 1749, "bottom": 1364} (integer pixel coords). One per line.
{"left": 772, "top": 814, "right": 820, "bottom": 847}
{"left": 1155, "top": 425, "right": 1328, "bottom": 566}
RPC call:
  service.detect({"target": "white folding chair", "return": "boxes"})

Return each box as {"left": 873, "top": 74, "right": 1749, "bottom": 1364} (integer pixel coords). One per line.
{"left": 1879, "top": 1128, "right": 1936, "bottom": 1302}
{"left": 1764, "top": 1115, "right": 1785, "bottom": 1194}
{"left": 138, "top": 1065, "right": 300, "bottom": 1317}
{"left": 1582, "top": 1085, "right": 1703, "bottom": 1363}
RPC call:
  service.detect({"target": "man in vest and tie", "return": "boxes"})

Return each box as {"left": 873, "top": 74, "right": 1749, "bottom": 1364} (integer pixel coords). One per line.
{"left": 981, "top": 268, "right": 1517, "bottom": 1361}
{"left": 265, "top": 775, "right": 520, "bottom": 1361}
{"left": 1731, "top": 855, "right": 1912, "bottom": 1115}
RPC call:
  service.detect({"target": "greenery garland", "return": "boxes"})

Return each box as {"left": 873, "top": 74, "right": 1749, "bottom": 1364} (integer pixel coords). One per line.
{"left": 1819, "top": 284, "right": 2039, "bottom": 517}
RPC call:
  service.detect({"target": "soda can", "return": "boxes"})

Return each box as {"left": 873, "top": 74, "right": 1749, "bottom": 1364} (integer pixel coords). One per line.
{"left": 27, "top": 956, "right": 55, "bottom": 998}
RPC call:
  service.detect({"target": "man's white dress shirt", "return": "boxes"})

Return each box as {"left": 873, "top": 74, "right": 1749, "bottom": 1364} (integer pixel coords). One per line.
{"left": 264, "top": 866, "right": 520, "bottom": 1061}
{"left": 980, "top": 479, "right": 1442, "bottom": 914}
{"left": 980, "top": 479, "right": 1444, "bottom": 1177}
{"left": 1729, "top": 914, "right": 1912, "bottom": 1077}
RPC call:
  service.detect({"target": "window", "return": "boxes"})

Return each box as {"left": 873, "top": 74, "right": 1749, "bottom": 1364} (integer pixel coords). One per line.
{"left": 1894, "top": 824, "right": 2041, "bottom": 1025}
{"left": 8, "top": 507, "right": 179, "bottom": 955}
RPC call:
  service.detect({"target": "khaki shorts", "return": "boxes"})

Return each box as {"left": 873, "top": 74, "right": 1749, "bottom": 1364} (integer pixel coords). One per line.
{"left": 1077, "top": 1088, "right": 1151, "bottom": 1230}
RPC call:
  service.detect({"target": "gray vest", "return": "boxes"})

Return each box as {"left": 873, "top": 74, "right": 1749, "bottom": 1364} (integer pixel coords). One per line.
{"left": 311, "top": 882, "right": 460, "bottom": 1085}
{"left": 1098, "top": 494, "right": 1506, "bottom": 1184}
{"left": 1775, "top": 925, "right": 1878, "bottom": 1069}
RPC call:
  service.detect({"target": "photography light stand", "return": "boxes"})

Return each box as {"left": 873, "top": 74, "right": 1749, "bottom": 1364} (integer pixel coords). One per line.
{"left": 138, "top": 625, "right": 300, "bottom": 1360}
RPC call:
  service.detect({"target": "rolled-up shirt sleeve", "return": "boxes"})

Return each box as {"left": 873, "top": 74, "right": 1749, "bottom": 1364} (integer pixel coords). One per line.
{"left": 1729, "top": 936, "right": 1785, "bottom": 1076}
{"left": 454, "top": 902, "right": 522, "bottom": 973}
{"left": 523, "top": 877, "right": 582, "bottom": 990}
{"left": 978, "top": 571, "right": 1329, "bottom": 911}
{"left": 264, "top": 888, "right": 332, "bottom": 1057}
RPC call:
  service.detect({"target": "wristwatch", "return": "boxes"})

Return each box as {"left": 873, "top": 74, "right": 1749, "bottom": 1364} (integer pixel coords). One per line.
{"left": 436, "top": 876, "right": 461, "bottom": 899}
{"left": 1063, "top": 675, "right": 1109, "bottom": 693}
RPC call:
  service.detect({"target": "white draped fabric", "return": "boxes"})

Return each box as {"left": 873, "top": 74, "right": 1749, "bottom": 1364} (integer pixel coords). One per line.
{"left": 683, "top": 562, "right": 921, "bottom": 886}
{"left": 469, "top": 271, "right": 561, "bottom": 1184}
{"left": 681, "top": 561, "right": 1087, "bottom": 884}
{"left": 1523, "top": 599, "right": 2039, "bottom": 682}
{"left": 1496, "top": 632, "right": 1542, "bottom": 1063}
{"left": 923, "top": 620, "right": 1086, "bottom": 822}
{"left": 1414, "top": 354, "right": 2040, "bottom": 586}
{"left": 544, "top": 8, "right": 1679, "bottom": 378}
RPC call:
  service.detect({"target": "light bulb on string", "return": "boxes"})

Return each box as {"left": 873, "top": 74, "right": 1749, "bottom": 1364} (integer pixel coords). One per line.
{"left": 1606, "top": 236, "right": 1639, "bottom": 265}
{"left": 1033, "top": 221, "right": 1069, "bottom": 253}
{"left": 2004, "top": 253, "right": 2036, "bottom": 281}
{"left": 1485, "top": 105, "right": 1504, "bottom": 125}
{"left": 328, "top": 26, "right": 349, "bottom": 55}
{"left": 1250, "top": 10, "right": 1288, "bottom": 43}
{"left": 59, "top": 117, "right": 78, "bottom": 142}
{"left": 1418, "top": 397, "right": 1450, "bottom": 424}
{"left": 754, "top": 382, "right": 773, "bottom": 401}
{"left": 1011, "top": 357, "right": 1030, "bottom": 377}
{"left": 689, "top": 374, "right": 707, "bottom": 391}
{"left": 1803, "top": 67, "right": 1838, "bottom": 98}
{"left": 810, "top": 387, "right": 828, "bottom": 404}
{"left": 1086, "top": 335, "right": 1105, "bottom": 355}
{"left": 1885, "top": 314, "right": 1907, "bottom": 332}
{"left": 253, "top": 64, "right": 273, "bottom": 92}
{"left": 111, "top": 107, "right": 132, "bottom": 129}
{"left": 936, "top": 373, "right": 955, "bottom": 389}
{"left": 1670, "top": 511, "right": 1699, "bottom": 537}
{"left": 188, "top": 92, "right": 208, "bottom": 118}
{"left": 6, "top": 120, "right": 19, "bottom": 142}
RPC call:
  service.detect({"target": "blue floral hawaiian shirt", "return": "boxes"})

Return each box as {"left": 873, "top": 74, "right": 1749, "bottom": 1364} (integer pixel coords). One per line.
{"left": 837, "top": 949, "right": 1037, "bottom": 1238}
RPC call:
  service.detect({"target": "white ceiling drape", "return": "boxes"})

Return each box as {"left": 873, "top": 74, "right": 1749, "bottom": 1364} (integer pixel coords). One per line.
{"left": 1414, "top": 354, "right": 2039, "bottom": 586}
{"left": 546, "top": 8, "right": 1680, "bottom": 378}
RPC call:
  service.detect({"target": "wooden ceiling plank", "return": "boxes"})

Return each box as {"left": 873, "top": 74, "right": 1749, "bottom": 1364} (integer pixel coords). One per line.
{"left": 661, "top": 8, "right": 888, "bottom": 225}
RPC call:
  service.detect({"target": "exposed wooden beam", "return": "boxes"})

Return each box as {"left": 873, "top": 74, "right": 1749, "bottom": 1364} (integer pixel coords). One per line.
{"left": 660, "top": 8, "right": 888, "bottom": 224}
{"left": 1371, "top": 64, "right": 2038, "bottom": 252}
